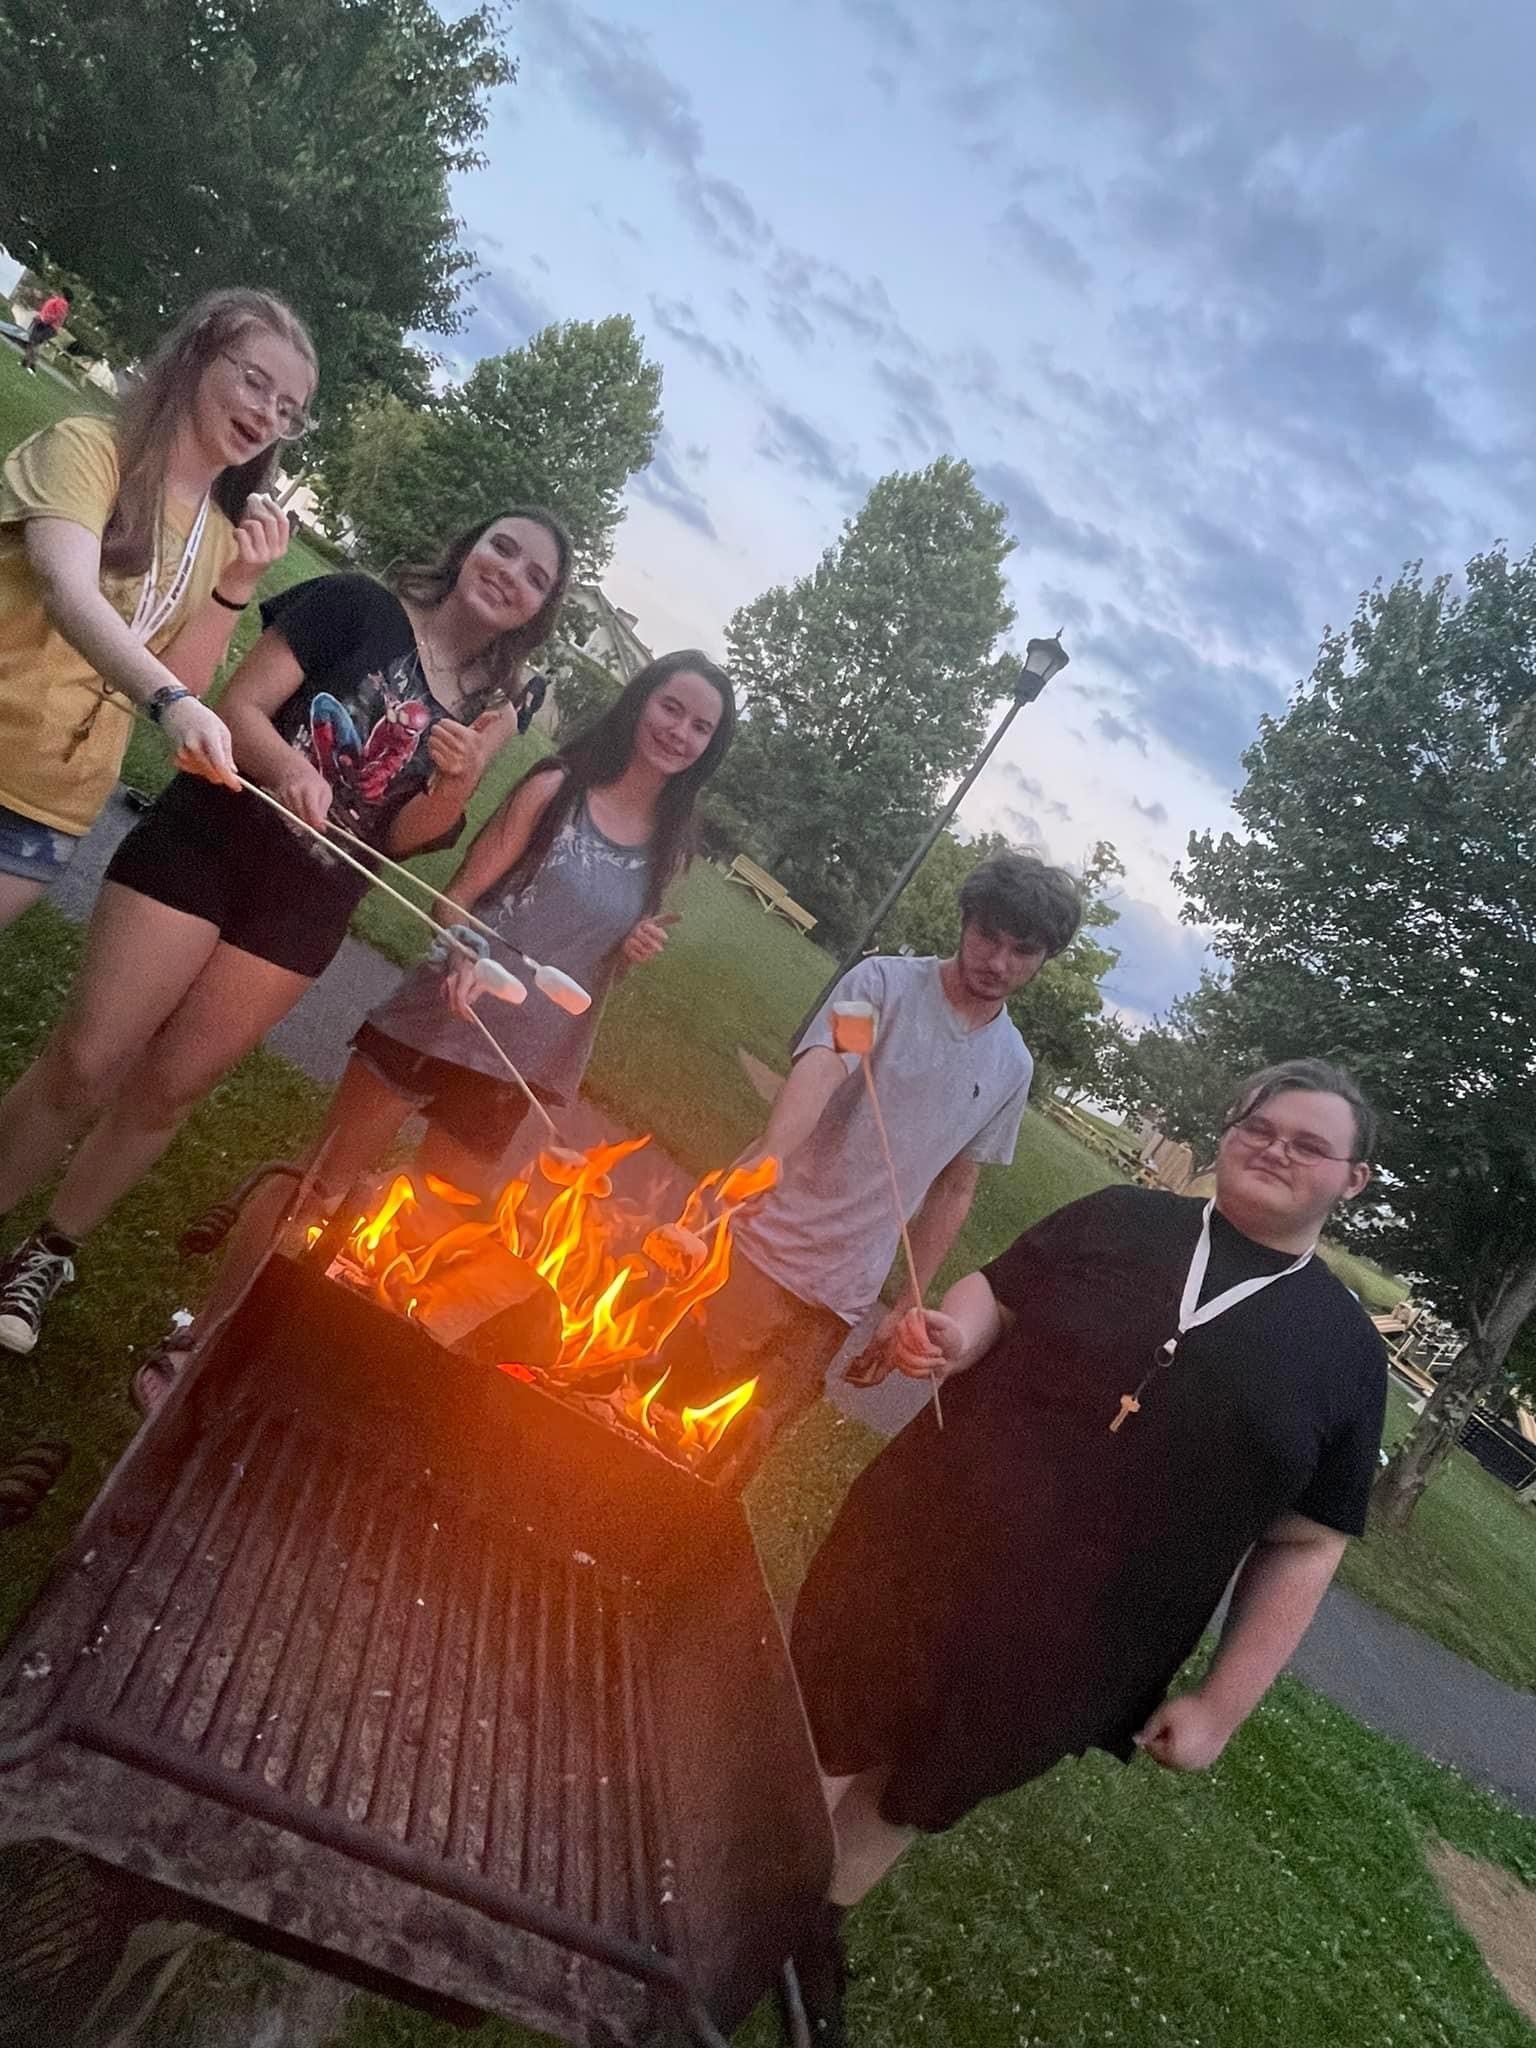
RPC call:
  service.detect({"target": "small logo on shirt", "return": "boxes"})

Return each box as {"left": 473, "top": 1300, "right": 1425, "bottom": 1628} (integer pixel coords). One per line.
{"left": 972, "top": 1081, "right": 980, "bottom": 1098}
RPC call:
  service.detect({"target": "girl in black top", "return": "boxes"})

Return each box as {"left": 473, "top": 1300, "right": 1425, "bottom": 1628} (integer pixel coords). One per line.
{"left": 788, "top": 1060, "right": 1387, "bottom": 2043}
{"left": 0, "top": 510, "right": 571, "bottom": 1359}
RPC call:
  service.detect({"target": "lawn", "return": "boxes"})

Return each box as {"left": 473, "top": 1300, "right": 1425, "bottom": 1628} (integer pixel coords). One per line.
{"left": 4, "top": 354, "right": 1536, "bottom": 2046}
{"left": 147, "top": 1394, "right": 1536, "bottom": 2048}
{"left": 4, "top": 914, "right": 1536, "bottom": 2046}
{"left": 0, "top": 911, "right": 326, "bottom": 1646}
{"left": 1336, "top": 1385, "right": 1536, "bottom": 1693}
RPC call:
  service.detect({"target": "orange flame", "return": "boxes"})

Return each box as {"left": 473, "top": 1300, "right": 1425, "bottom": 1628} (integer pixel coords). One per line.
{"left": 355, "top": 1173, "right": 416, "bottom": 1257}
{"left": 335, "top": 1139, "right": 778, "bottom": 1466}
{"left": 679, "top": 1376, "right": 759, "bottom": 1456}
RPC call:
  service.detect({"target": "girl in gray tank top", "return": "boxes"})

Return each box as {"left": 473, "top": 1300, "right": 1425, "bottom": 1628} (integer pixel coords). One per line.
{"left": 368, "top": 794, "right": 655, "bottom": 1105}
{"left": 306, "top": 650, "right": 737, "bottom": 1201}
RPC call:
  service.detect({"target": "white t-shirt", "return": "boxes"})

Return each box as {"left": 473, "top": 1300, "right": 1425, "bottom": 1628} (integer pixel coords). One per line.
{"left": 733, "top": 954, "right": 1033, "bottom": 1323}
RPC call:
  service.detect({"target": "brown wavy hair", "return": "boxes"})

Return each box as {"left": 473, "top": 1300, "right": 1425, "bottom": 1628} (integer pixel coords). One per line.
{"left": 391, "top": 507, "right": 573, "bottom": 708}
{"left": 101, "top": 287, "right": 317, "bottom": 578}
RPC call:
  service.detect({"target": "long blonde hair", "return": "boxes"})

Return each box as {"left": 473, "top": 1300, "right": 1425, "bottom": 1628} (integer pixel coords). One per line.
{"left": 102, "top": 288, "right": 317, "bottom": 577}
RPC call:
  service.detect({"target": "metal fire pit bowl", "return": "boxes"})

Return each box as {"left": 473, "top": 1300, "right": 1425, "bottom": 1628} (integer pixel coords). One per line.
{"left": 0, "top": 1253, "right": 833, "bottom": 2045}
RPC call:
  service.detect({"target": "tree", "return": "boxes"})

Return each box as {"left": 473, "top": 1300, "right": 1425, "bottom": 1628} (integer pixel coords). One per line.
{"left": 0, "top": 0, "right": 512, "bottom": 417}
{"left": 546, "top": 644, "right": 624, "bottom": 737}
{"left": 1115, "top": 973, "right": 1256, "bottom": 1156}
{"left": 876, "top": 829, "right": 1127, "bottom": 1100}
{"left": 320, "top": 319, "right": 664, "bottom": 573}
{"left": 1179, "top": 550, "right": 1536, "bottom": 1526}
{"left": 710, "top": 459, "right": 1016, "bottom": 949}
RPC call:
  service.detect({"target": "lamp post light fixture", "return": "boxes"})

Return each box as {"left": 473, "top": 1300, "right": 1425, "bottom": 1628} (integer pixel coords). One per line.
{"left": 797, "top": 631, "right": 1071, "bottom": 1039}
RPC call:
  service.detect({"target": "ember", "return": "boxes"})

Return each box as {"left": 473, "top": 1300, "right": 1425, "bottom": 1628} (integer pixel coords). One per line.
{"left": 326, "top": 1138, "right": 776, "bottom": 1468}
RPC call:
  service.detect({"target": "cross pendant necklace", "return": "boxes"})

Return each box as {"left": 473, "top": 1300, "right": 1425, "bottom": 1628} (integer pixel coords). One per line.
{"left": 1107, "top": 1201, "right": 1314, "bottom": 1435}
{"left": 1111, "top": 1338, "right": 1177, "bottom": 1432}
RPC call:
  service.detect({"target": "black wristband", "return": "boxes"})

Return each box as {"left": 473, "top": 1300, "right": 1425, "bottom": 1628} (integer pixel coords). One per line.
{"left": 210, "top": 588, "right": 248, "bottom": 612}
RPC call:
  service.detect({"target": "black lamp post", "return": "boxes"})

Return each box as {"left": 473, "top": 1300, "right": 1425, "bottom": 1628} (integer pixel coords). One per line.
{"left": 796, "top": 632, "right": 1071, "bottom": 1039}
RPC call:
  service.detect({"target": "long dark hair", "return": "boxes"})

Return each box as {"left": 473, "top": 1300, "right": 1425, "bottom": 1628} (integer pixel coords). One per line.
{"left": 103, "top": 288, "right": 317, "bottom": 577}
{"left": 494, "top": 650, "right": 736, "bottom": 916}
{"left": 392, "top": 507, "right": 573, "bottom": 707}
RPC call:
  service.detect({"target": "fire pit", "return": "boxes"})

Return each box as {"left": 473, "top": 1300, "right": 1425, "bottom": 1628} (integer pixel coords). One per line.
{"left": 0, "top": 1229, "right": 833, "bottom": 2044}
{"left": 320, "top": 1135, "right": 779, "bottom": 1482}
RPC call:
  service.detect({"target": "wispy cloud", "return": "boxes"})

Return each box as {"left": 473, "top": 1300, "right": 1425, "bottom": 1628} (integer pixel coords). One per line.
{"left": 757, "top": 402, "right": 868, "bottom": 501}
{"left": 648, "top": 296, "right": 759, "bottom": 384}
{"left": 631, "top": 432, "right": 719, "bottom": 541}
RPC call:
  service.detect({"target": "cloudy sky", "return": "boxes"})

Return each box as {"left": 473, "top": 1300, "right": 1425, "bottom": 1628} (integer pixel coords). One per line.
{"left": 440, "top": 0, "right": 1533, "bottom": 1021}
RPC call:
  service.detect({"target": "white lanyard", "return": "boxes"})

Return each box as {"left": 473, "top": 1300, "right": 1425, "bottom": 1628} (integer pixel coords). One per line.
{"left": 1110, "top": 1200, "right": 1312, "bottom": 1432}
{"left": 128, "top": 492, "right": 210, "bottom": 645}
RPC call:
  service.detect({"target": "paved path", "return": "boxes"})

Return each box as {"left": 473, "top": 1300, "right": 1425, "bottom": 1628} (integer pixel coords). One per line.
{"left": 39, "top": 791, "right": 1536, "bottom": 1824}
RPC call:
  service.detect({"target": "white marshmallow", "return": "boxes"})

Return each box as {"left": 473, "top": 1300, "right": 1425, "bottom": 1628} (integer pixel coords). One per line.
{"left": 533, "top": 963, "right": 592, "bottom": 1015}
{"left": 472, "top": 957, "right": 528, "bottom": 1004}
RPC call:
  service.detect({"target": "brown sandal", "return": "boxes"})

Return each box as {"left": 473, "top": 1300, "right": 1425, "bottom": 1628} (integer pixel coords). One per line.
{"left": 129, "top": 1332, "right": 195, "bottom": 1417}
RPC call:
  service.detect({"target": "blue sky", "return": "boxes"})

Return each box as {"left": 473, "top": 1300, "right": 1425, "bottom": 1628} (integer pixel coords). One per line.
{"left": 443, "top": 1, "right": 1535, "bottom": 1018}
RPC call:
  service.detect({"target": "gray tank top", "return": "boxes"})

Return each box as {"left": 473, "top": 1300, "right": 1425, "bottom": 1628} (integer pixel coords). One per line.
{"left": 365, "top": 791, "right": 655, "bottom": 1103}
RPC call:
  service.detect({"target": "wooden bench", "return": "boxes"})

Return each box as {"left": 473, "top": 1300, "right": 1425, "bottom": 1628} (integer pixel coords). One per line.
{"left": 725, "top": 853, "right": 817, "bottom": 934}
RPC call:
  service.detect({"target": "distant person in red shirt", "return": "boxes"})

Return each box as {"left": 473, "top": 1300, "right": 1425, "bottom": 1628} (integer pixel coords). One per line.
{"left": 23, "top": 294, "right": 70, "bottom": 373}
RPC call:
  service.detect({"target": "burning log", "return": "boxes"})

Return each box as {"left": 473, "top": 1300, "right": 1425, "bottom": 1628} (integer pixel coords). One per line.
{"left": 328, "top": 1135, "right": 780, "bottom": 1477}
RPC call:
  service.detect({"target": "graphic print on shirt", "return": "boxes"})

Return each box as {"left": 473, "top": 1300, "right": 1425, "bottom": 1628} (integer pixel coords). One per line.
{"left": 295, "top": 657, "right": 433, "bottom": 836}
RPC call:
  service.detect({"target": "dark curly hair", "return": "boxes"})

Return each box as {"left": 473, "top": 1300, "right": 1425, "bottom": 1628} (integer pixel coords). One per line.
{"left": 958, "top": 851, "right": 1083, "bottom": 958}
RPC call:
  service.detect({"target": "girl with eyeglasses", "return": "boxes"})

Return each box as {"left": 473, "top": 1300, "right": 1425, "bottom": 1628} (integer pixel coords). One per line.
{"left": 783, "top": 1059, "right": 1387, "bottom": 2043}
{"left": 0, "top": 506, "right": 574, "bottom": 1358}
{"left": 0, "top": 286, "right": 316, "bottom": 932}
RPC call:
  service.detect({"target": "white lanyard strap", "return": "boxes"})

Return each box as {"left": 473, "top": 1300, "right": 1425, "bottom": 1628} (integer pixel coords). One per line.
{"left": 1168, "top": 1198, "right": 1311, "bottom": 1354}
{"left": 128, "top": 492, "right": 210, "bottom": 645}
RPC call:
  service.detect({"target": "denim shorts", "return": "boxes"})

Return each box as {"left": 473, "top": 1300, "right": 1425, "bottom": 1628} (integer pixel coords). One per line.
{"left": 0, "top": 802, "right": 82, "bottom": 882}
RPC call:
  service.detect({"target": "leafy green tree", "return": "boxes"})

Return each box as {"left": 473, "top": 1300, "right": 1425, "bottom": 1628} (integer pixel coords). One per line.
{"left": 547, "top": 644, "right": 624, "bottom": 738}
{"left": 1115, "top": 973, "right": 1256, "bottom": 1157}
{"left": 1179, "top": 550, "right": 1536, "bottom": 1527}
{"left": 320, "top": 319, "right": 664, "bottom": 574}
{"left": 711, "top": 459, "right": 1015, "bottom": 948}
{"left": 0, "top": 0, "right": 512, "bottom": 416}
{"left": 876, "top": 829, "right": 1126, "bottom": 1100}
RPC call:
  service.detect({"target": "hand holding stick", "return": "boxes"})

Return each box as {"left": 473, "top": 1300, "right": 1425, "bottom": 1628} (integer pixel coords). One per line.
{"left": 831, "top": 1002, "right": 944, "bottom": 1428}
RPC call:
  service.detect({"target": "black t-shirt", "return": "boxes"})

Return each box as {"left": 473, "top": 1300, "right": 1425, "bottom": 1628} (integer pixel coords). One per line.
{"left": 144, "top": 574, "right": 497, "bottom": 919}
{"left": 790, "top": 1185, "right": 1387, "bottom": 1830}
{"left": 258, "top": 573, "right": 503, "bottom": 847}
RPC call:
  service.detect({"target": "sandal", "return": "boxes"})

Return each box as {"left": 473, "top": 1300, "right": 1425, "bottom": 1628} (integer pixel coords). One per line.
{"left": 129, "top": 1329, "right": 196, "bottom": 1418}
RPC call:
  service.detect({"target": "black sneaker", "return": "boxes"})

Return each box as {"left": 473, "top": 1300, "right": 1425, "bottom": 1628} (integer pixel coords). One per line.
{"left": 0, "top": 1235, "right": 76, "bottom": 1355}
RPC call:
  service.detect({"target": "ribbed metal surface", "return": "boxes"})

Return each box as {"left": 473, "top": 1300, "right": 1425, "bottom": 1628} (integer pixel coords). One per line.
{"left": 58, "top": 1396, "right": 665, "bottom": 1953}
{"left": 0, "top": 1254, "right": 833, "bottom": 2045}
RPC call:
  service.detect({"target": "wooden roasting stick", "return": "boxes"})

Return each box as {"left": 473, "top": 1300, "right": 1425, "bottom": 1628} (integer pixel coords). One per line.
{"left": 831, "top": 1002, "right": 944, "bottom": 1429}
{"left": 321, "top": 813, "right": 597, "bottom": 1009}
{"left": 234, "top": 778, "right": 591, "bottom": 1017}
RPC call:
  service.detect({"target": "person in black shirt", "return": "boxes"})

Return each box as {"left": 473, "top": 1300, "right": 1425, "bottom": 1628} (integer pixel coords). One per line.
{"left": 787, "top": 1059, "right": 1386, "bottom": 2044}
{"left": 0, "top": 510, "right": 571, "bottom": 1359}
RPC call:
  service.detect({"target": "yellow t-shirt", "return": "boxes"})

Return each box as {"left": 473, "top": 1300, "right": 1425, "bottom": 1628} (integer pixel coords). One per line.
{"left": 0, "top": 414, "right": 237, "bottom": 834}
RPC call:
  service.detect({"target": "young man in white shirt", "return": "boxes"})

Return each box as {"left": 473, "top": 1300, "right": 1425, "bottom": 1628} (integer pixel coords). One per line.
{"left": 685, "top": 851, "right": 1083, "bottom": 1446}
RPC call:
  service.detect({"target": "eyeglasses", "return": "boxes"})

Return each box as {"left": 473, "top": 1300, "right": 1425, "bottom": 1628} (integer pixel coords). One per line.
{"left": 218, "top": 352, "right": 312, "bottom": 440}
{"left": 1224, "top": 1114, "right": 1358, "bottom": 1168}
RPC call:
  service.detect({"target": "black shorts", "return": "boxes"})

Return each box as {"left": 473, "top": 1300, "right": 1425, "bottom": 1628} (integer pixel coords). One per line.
{"left": 105, "top": 777, "right": 363, "bottom": 979}
{"left": 26, "top": 318, "right": 57, "bottom": 346}
{"left": 351, "top": 1021, "right": 536, "bottom": 1164}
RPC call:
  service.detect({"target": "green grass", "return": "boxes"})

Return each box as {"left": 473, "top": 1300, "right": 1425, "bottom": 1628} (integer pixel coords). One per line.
{"left": 3, "top": 911, "right": 1536, "bottom": 2047}
{"left": 0, "top": 341, "right": 114, "bottom": 447}
{"left": 1337, "top": 1386, "right": 1536, "bottom": 1692}
{"left": 160, "top": 1409, "right": 1536, "bottom": 2048}
{"left": 0, "top": 908, "right": 325, "bottom": 1644}
{"left": 1320, "top": 1241, "right": 1411, "bottom": 1314}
